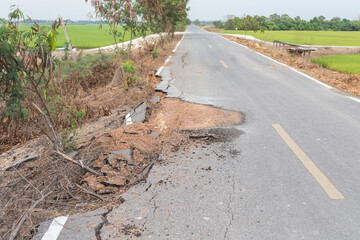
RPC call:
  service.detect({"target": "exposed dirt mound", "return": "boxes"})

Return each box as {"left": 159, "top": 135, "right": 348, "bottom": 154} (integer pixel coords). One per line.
{"left": 223, "top": 35, "right": 360, "bottom": 97}
{"left": 81, "top": 98, "right": 242, "bottom": 193}
{"left": 150, "top": 98, "right": 242, "bottom": 132}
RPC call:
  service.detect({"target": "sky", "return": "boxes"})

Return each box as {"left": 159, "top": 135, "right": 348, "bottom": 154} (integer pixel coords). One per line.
{"left": 0, "top": 0, "right": 359, "bottom": 21}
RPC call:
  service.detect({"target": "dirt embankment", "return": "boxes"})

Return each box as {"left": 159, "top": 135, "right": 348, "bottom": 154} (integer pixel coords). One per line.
{"left": 222, "top": 35, "right": 360, "bottom": 97}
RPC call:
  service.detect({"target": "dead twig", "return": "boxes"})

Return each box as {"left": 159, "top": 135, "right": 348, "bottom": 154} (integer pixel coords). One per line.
{"left": 12, "top": 167, "right": 42, "bottom": 196}
{"left": 5, "top": 155, "right": 40, "bottom": 171}
{"left": 9, "top": 192, "right": 51, "bottom": 240}
{"left": 54, "top": 150, "right": 103, "bottom": 176}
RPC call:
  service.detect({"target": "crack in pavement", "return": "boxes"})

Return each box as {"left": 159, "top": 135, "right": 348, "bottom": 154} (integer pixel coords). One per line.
{"left": 95, "top": 208, "right": 112, "bottom": 240}
{"left": 224, "top": 169, "right": 236, "bottom": 240}
{"left": 142, "top": 192, "right": 158, "bottom": 230}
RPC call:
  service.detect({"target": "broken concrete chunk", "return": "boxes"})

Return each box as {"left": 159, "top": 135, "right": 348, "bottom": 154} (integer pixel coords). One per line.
{"left": 131, "top": 102, "right": 147, "bottom": 123}
{"left": 150, "top": 95, "right": 161, "bottom": 104}
{"left": 124, "top": 102, "right": 147, "bottom": 126}
{"left": 150, "top": 132, "right": 161, "bottom": 138}
{"left": 155, "top": 81, "right": 169, "bottom": 93}
{"left": 109, "top": 149, "right": 132, "bottom": 162}
{"left": 68, "top": 151, "right": 78, "bottom": 159}
{"left": 32, "top": 209, "right": 109, "bottom": 240}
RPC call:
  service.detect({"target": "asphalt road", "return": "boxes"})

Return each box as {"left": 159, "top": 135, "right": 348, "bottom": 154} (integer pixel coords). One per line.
{"left": 34, "top": 25, "right": 360, "bottom": 240}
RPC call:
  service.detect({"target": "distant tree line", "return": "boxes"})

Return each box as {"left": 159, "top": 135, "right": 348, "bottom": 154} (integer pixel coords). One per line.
{"left": 192, "top": 19, "right": 212, "bottom": 26}
{"left": 20, "top": 19, "right": 107, "bottom": 25}
{"left": 213, "top": 14, "right": 360, "bottom": 31}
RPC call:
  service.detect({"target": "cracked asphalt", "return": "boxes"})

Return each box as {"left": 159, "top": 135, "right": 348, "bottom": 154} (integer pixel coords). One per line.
{"left": 101, "top": 25, "right": 360, "bottom": 239}
{"left": 34, "top": 25, "right": 360, "bottom": 239}
{"left": 101, "top": 129, "right": 244, "bottom": 239}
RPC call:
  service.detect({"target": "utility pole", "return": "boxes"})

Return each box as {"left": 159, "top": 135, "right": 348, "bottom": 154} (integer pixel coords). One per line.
{"left": 60, "top": 17, "right": 74, "bottom": 59}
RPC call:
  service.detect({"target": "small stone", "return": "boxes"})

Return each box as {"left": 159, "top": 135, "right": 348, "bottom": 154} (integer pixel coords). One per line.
{"left": 150, "top": 132, "right": 161, "bottom": 138}
{"left": 76, "top": 202, "right": 88, "bottom": 207}
{"left": 150, "top": 96, "right": 161, "bottom": 104}
{"left": 68, "top": 151, "right": 78, "bottom": 158}
{"left": 109, "top": 149, "right": 132, "bottom": 162}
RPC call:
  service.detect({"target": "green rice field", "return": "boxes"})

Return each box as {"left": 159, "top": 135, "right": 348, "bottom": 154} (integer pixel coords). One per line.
{"left": 19, "top": 25, "right": 138, "bottom": 49}
{"left": 311, "top": 54, "right": 360, "bottom": 74}
{"left": 220, "top": 30, "right": 360, "bottom": 47}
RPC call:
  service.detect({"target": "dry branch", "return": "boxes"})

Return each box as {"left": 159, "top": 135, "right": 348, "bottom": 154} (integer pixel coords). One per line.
{"left": 32, "top": 102, "right": 63, "bottom": 152}
{"left": 5, "top": 155, "right": 40, "bottom": 171}
{"left": 54, "top": 150, "right": 103, "bottom": 176}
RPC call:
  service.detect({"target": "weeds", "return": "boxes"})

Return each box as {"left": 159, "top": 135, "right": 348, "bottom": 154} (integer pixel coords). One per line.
{"left": 62, "top": 41, "right": 71, "bottom": 61}
{"left": 122, "top": 60, "right": 139, "bottom": 91}
{"left": 56, "top": 53, "right": 114, "bottom": 80}
{"left": 151, "top": 48, "right": 159, "bottom": 59}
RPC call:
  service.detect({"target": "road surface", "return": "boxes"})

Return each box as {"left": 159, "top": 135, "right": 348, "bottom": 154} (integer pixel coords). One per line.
{"left": 34, "top": 25, "right": 360, "bottom": 240}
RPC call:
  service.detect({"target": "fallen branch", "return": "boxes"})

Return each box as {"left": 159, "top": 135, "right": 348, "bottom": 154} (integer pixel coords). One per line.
{"left": 9, "top": 192, "right": 51, "bottom": 240}
{"left": 5, "top": 155, "right": 40, "bottom": 171}
{"left": 32, "top": 102, "right": 63, "bottom": 152}
{"left": 54, "top": 150, "right": 103, "bottom": 176}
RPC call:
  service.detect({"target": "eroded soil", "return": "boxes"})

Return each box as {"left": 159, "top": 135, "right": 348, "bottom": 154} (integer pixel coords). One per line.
{"left": 80, "top": 98, "right": 242, "bottom": 193}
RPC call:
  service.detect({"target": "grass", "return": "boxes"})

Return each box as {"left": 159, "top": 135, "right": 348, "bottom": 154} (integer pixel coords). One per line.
{"left": 311, "top": 54, "right": 360, "bottom": 74}
{"left": 19, "top": 25, "right": 141, "bottom": 49}
{"left": 219, "top": 30, "right": 360, "bottom": 46}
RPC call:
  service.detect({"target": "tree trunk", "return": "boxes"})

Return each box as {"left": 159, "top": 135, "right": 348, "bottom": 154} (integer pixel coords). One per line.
{"left": 107, "top": 65, "right": 124, "bottom": 88}
{"left": 128, "top": 26, "right": 133, "bottom": 60}
{"left": 122, "top": 30, "right": 126, "bottom": 51}
{"left": 111, "top": 24, "right": 118, "bottom": 51}
{"left": 60, "top": 17, "right": 74, "bottom": 60}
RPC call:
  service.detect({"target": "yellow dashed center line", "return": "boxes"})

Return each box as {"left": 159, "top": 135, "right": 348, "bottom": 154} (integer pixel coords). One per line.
{"left": 272, "top": 124, "right": 345, "bottom": 200}
{"left": 220, "top": 60, "right": 229, "bottom": 68}
{"left": 208, "top": 44, "right": 212, "bottom": 49}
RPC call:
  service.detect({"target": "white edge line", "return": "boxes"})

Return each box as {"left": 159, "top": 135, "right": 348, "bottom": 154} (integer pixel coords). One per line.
{"left": 217, "top": 34, "right": 333, "bottom": 90}
{"left": 41, "top": 216, "right": 68, "bottom": 240}
{"left": 156, "top": 30, "right": 187, "bottom": 76}
{"left": 349, "top": 96, "right": 360, "bottom": 103}
{"left": 218, "top": 34, "right": 360, "bottom": 103}
{"left": 165, "top": 56, "right": 172, "bottom": 63}
{"left": 155, "top": 66, "right": 164, "bottom": 76}
{"left": 173, "top": 41, "right": 181, "bottom": 53}
{"left": 125, "top": 112, "right": 133, "bottom": 125}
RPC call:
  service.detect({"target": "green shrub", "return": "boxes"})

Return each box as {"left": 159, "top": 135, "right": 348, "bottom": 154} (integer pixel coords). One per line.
{"left": 151, "top": 48, "right": 159, "bottom": 59}
{"left": 121, "top": 60, "right": 139, "bottom": 90}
